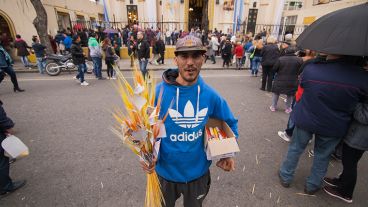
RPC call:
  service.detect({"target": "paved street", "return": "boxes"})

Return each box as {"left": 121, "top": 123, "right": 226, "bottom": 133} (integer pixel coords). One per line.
{"left": 0, "top": 70, "right": 367, "bottom": 207}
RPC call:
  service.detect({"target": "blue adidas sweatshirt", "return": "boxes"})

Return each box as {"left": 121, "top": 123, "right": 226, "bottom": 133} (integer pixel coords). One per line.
{"left": 155, "top": 69, "right": 238, "bottom": 183}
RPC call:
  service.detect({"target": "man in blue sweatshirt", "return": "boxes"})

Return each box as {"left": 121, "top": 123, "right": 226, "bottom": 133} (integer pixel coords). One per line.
{"left": 142, "top": 35, "right": 238, "bottom": 207}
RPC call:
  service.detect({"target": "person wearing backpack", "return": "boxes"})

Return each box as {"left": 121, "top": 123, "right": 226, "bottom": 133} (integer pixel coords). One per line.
{"left": 102, "top": 38, "right": 116, "bottom": 79}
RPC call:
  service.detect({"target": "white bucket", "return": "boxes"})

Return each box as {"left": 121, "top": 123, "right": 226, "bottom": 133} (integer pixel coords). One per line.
{"left": 1, "top": 135, "right": 29, "bottom": 158}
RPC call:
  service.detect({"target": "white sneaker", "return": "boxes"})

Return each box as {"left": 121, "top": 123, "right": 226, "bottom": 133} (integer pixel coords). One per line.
{"left": 73, "top": 76, "right": 80, "bottom": 83}
{"left": 278, "top": 131, "right": 290, "bottom": 142}
{"left": 81, "top": 81, "right": 89, "bottom": 86}
{"left": 111, "top": 76, "right": 116, "bottom": 80}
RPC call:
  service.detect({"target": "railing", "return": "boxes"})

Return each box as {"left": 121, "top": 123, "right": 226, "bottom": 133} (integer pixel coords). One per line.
{"left": 69, "top": 21, "right": 307, "bottom": 40}
{"left": 70, "top": 21, "right": 187, "bottom": 32}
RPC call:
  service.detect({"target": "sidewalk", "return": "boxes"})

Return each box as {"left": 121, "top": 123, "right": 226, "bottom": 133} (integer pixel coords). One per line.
{"left": 12, "top": 56, "right": 248, "bottom": 73}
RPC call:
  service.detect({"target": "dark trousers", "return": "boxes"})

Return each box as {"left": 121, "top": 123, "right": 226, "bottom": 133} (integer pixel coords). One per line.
{"left": 261, "top": 65, "right": 274, "bottom": 91}
{"left": 0, "top": 144, "right": 11, "bottom": 190}
{"left": 157, "top": 53, "right": 165, "bottom": 64}
{"left": 106, "top": 59, "right": 114, "bottom": 78}
{"left": 158, "top": 171, "right": 211, "bottom": 207}
{"left": 337, "top": 143, "right": 365, "bottom": 197}
{"left": 222, "top": 55, "right": 230, "bottom": 67}
{"left": 285, "top": 98, "right": 296, "bottom": 137}
{"left": 3, "top": 66, "right": 20, "bottom": 90}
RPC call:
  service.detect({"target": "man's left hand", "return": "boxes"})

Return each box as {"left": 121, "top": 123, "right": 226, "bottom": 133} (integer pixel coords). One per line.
{"left": 216, "top": 157, "right": 235, "bottom": 172}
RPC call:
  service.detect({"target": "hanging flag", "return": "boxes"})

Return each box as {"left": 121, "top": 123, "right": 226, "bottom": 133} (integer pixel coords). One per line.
{"left": 102, "top": 0, "right": 110, "bottom": 27}
{"left": 237, "top": 0, "right": 244, "bottom": 32}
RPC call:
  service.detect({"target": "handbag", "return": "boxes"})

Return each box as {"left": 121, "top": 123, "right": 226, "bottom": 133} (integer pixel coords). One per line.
{"left": 250, "top": 47, "right": 256, "bottom": 59}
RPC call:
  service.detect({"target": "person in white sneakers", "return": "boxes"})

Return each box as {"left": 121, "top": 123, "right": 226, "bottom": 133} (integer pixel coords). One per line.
{"left": 70, "top": 35, "right": 88, "bottom": 86}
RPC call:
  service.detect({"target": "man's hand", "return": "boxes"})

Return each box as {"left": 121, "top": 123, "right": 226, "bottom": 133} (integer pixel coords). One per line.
{"left": 216, "top": 157, "right": 235, "bottom": 172}
{"left": 5, "top": 128, "right": 14, "bottom": 135}
{"left": 140, "top": 156, "right": 157, "bottom": 174}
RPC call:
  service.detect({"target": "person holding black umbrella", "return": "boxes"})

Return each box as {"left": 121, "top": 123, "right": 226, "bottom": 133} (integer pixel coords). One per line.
{"left": 278, "top": 54, "right": 368, "bottom": 195}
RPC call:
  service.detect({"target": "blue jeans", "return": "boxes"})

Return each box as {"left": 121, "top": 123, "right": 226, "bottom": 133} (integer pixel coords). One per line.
{"left": 279, "top": 127, "right": 342, "bottom": 191}
{"left": 36, "top": 57, "right": 46, "bottom": 74}
{"left": 139, "top": 59, "right": 148, "bottom": 78}
{"left": 20, "top": 56, "right": 30, "bottom": 67}
{"left": 91, "top": 57, "right": 102, "bottom": 78}
{"left": 251, "top": 56, "right": 261, "bottom": 75}
{"left": 76, "top": 63, "right": 86, "bottom": 83}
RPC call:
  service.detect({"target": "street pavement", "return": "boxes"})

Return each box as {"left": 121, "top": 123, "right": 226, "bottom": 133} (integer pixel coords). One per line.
{"left": 0, "top": 70, "right": 367, "bottom": 207}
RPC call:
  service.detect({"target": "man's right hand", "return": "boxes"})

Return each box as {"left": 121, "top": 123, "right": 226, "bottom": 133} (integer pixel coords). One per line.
{"left": 140, "top": 156, "right": 157, "bottom": 174}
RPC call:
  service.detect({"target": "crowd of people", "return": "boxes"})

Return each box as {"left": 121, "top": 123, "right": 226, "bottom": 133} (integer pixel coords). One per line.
{"left": 0, "top": 23, "right": 368, "bottom": 205}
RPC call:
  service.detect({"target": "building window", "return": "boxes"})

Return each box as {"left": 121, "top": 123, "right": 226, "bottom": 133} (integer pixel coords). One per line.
{"left": 76, "top": 15, "right": 85, "bottom": 22}
{"left": 56, "top": 11, "right": 71, "bottom": 31}
{"left": 286, "top": 15, "right": 297, "bottom": 25}
{"left": 284, "top": 1, "right": 303, "bottom": 10}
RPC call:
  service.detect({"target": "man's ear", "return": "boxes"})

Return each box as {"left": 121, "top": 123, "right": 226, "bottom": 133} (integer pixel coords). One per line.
{"left": 173, "top": 57, "right": 178, "bottom": 66}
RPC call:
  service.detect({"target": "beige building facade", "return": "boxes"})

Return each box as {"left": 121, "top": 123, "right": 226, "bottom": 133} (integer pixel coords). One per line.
{"left": 1, "top": 0, "right": 366, "bottom": 44}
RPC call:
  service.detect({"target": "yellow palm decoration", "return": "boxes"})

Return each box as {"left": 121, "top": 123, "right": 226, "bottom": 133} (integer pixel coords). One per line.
{"left": 111, "top": 64, "right": 165, "bottom": 207}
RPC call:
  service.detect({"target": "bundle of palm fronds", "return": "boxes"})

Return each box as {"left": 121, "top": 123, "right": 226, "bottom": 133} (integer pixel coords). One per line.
{"left": 111, "top": 67, "right": 165, "bottom": 207}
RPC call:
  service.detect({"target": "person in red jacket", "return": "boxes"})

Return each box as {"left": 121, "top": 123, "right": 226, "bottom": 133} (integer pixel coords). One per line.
{"left": 234, "top": 42, "right": 244, "bottom": 70}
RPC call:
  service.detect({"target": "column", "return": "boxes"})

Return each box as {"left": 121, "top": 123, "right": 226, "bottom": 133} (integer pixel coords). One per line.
{"left": 144, "top": 0, "right": 157, "bottom": 28}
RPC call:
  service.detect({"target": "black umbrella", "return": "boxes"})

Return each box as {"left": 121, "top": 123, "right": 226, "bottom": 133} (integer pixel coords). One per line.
{"left": 296, "top": 3, "right": 368, "bottom": 56}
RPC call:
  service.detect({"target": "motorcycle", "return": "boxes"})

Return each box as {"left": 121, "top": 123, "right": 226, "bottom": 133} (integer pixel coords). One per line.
{"left": 44, "top": 54, "right": 93, "bottom": 76}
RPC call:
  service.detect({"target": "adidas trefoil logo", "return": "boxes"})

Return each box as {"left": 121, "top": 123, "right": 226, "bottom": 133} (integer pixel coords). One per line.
{"left": 169, "top": 101, "right": 208, "bottom": 128}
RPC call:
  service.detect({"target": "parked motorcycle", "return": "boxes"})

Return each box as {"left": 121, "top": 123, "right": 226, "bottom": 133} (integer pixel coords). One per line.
{"left": 45, "top": 54, "right": 93, "bottom": 76}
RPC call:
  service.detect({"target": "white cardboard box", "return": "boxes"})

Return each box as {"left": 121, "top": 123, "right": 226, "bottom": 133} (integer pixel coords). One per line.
{"left": 204, "top": 119, "right": 240, "bottom": 160}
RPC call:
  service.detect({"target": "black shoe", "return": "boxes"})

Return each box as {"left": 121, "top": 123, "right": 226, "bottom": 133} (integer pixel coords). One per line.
{"left": 260, "top": 88, "right": 265, "bottom": 91}
{"left": 0, "top": 180, "right": 26, "bottom": 197}
{"left": 323, "top": 177, "right": 340, "bottom": 187}
{"left": 14, "top": 88, "right": 25, "bottom": 92}
{"left": 304, "top": 185, "right": 320, "bottom": 195}
{"left": 323, "top": 186, "right": 353, "bottom": 203}
{"left": 98, "top": 77, "right": 106, "bottom": 80}
{"left": 278, "top": 172, "right": 290, "bottom": 188}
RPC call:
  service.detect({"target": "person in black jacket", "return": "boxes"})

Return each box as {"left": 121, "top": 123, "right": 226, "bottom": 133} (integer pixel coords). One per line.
{"left": 0, "top": 100, "right": 26, "bottom": 197}
{"left": 136, "top": 31, "right": 150, "bottom": 78}
{"left": 221, "top": 39, "right": 232, "bottom": 68}
{"left": 127, "top": 35, "right": 136, "bottom": 67}
{"left": 31, "top": 36, "right": 46, "bottom": 74}
{"left": 270, "top": 46, "right": 302, "bottom": 113}
{"left": 260, "top": 36, "right": 280, "bottom": 92}
{"left": 0, "top": 41, "right": 24, "bottom": 92}
{"left": 324, "top": 96, "right": 368, "bottom": 203}
{"left": 156, "top": 37, "right": 166, "bottom": 64}
{"left": 71, "top": 35, "right": 88, "bottom": 86}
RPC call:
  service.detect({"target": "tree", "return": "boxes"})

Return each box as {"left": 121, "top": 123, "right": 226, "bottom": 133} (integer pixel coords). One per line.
{"left": 30, "top": 0, "right": 53, "bottom": 53}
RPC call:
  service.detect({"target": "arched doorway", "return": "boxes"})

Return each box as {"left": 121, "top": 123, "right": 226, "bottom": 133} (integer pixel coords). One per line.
{"left": 0, "top": 10, "right": 15, "bottom": 37}
{"left": 0, "top": 10, "right": 16, "bottom": 50}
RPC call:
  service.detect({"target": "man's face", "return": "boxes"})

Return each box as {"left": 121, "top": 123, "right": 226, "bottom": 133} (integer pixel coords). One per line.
{"left": 137, "top": 32, "right": 143, "bottom": 40}
{"left": 174, "top": 51, "right": 204, "bottom": 86}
